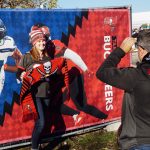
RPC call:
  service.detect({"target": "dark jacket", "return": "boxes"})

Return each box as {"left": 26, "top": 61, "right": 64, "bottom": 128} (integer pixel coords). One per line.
{"left": 96, "top": 47, "right": 150, "bottom": 150}
{"left": 18, "top": 52, "right": 53, "bottom": 98}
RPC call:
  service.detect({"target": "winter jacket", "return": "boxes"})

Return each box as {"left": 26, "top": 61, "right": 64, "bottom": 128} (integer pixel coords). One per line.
{"left": 96, "top": 47, "right": 150, "bottom": 150}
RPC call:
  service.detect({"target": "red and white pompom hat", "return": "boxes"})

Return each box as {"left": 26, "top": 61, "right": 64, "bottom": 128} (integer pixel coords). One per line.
{"left": 29, "top": 29, "right": 46, "bottom": 46}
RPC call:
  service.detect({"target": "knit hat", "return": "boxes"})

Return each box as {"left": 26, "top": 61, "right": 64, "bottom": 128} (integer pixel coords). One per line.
{"left": 29, "top": 29, "right": 46, "bottom": 46}
{"left": 30, "top": 24, "right": 50, "bottom": 40}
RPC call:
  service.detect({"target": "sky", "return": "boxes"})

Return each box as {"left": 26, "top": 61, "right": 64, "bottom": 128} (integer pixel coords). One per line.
{"left": 58, "top": 0, "right": 150, "bottom": 13}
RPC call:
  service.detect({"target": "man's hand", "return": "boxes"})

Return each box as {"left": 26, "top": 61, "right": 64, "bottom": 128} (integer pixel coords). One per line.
{"left": 20, "top": 71, "right": 26, "bottom": 81}
{"left": 84, "top": 69, "right": 94, "bottom": 77}
{"left": 12, "top": 48, "right": 22, "bottom": 65}
{"left": 120, "top": 37, "right": 136, "bottom": 53}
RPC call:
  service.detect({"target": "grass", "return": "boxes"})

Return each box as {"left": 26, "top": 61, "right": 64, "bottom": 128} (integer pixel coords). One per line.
{"left": 17, "top": 129, "right": 119, "bottom": 150}
{"left": 61, "top": 129, "right": 118, "bottom": 150}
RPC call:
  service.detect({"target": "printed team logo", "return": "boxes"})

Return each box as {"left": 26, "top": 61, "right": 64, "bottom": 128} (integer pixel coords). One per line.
{"left": 104, "top": 16, "right": 117, "bottom": 33}
{"left": 33, "top": 61, "right": 52, "bottom": 75}
{"left": 43, "top": 61, "right": 51, "bottom": 74}
{"left": 25, "top": 61, "right": 58, "bottom": 85}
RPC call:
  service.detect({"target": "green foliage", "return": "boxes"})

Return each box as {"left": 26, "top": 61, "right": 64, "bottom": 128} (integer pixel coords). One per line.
{"left": 0, "top": 0, "right": 58, "bottom": 8}
{"left": 62, "top": 130, "right": 119, "bottom": 150}
{"left": 49, "top": 0, "right": 58, "bottom": 8}
{"left": 141, "top": 23, "right": 150, "bottom": 29}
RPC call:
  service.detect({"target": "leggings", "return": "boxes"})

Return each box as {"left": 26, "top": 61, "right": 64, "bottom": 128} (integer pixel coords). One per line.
{"left": 31, "top": 97, "right": 50, "bottom": 149}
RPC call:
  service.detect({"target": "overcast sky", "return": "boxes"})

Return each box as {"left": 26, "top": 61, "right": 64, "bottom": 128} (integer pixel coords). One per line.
{"left": 58, "top": 0, "right": 150, "bottom": 13}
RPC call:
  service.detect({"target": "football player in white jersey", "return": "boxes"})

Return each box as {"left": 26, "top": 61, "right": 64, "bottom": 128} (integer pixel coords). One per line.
{"left": 0, "top": 19, "right": 22, "bottom": 94}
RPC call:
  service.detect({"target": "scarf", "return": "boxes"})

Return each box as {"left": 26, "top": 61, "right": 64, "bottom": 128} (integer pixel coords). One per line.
{"left": 20, "top": 57, "right": 65, "bottom": 122}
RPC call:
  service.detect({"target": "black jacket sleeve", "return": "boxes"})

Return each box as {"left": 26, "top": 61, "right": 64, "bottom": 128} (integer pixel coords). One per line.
{"left": 16, "top": 54, "right": 26, "bottom": 81}
{"left": 96, "top": 47, "right": 138, "bottom": 91}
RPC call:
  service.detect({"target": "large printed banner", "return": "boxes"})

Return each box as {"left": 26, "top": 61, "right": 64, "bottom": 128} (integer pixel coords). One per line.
{"left": 0, "top": 7, "right": 131, "bottom": 148}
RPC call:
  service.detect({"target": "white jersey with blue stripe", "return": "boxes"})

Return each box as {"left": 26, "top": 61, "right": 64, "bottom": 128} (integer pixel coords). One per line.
{"left": 0, "top": 36, "right": 16, "bottom": 62}
{"left": 0, "top": 35, "right": 16, "bottom": 94}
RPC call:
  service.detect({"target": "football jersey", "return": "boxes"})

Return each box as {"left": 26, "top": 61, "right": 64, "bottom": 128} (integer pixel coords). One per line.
{"left": 0, "top": 36, "right": 16, "bottom": 94}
